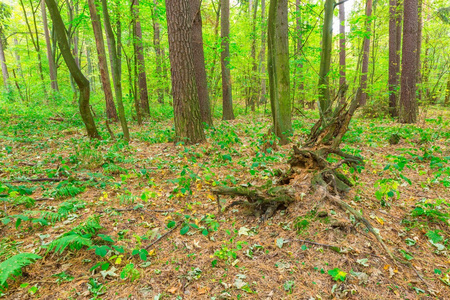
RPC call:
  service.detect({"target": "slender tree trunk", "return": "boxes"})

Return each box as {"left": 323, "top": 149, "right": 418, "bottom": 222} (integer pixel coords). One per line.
{"left": 0, "top": 31, "right": 9, "bottom": 90}
{"left": 359, "top": 0, "right": 373, "bottom": 106}
{"left": 131, "top": 0, "right": 150, "bottom": 116}
{"left": 249, "top": 0, "right": 259, "bottom": 112}
{"left": 399, "top": 0, "right": 418, "bottom": 123}
{"left": 260, "top": 0, "right": 267, "bottom": 104}
{"left": 41, "top": 0, "right": 58, "bottom": 92}
{"left": 88, "top": 0, "right": 118, "bottom": 121}
{"left": 295, "top": 0, "right": 304, "bottom": 107}
{"left": 417, "top": 0, "right": 423, "bottom": 102}
{"left": 221, "top": 0, "right": 235, "bottom": 120}
{"left": 165, "top": 0, "right": 205, "bottom": 144}
{"left": 268, "top": 0, "right": 291, "bottom": 145}
{"left": 153, "top": 0, "right": 164, "bottom": 104}
{"left": 86, "top": 47, "right": 94, "bottom": 91}
{"left": 191, "top": 0, "right": 213, "bottom": 126}
{"left": 444, "top": 74, "right": 450, "bottom": 106}
{"left": 338, "top": 2, "right": 346, "bottom": 103}
{"left": 318, "top": 0, "right": 334, "bottom": 116}
{"left": 45, "top": 0, "right": 100, "bottom": 139}
{"left": 101, "top": 0, "right": 130, "bottom": 141}
{"left": 389, "top": 0, "right": 402, "bottom": 117}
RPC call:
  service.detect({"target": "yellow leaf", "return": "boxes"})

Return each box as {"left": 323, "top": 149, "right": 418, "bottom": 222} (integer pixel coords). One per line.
{"left": 207, "top": 194, "right": 215, "bottom": 200}
{"left": 375, "top": 217, "right": 384, "bottom": 226}
{"left": 168, "top": 286, "right": 177, "bottom": 294}
{"left": 115, "top": 256, "right": 122, "bottom": 265}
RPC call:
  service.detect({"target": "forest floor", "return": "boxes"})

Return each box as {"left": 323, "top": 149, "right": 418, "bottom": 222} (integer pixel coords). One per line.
{"left": 1, "top": 106, "right": 450, "bottom": 299}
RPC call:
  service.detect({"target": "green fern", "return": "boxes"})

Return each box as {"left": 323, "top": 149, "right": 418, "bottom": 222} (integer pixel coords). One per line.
{"left": 53, "top": 184, "right": 84, "bottom": 199}
{"left": 57, "top": 199, "right": 86, "bottom": 218}
{"left": 0, "top": 253, "right": 42, "bottom": 290}
{"left": 70, "top": 215, "right": 102, "bottom": 235}
{"left": 47, "top": 234, "right": 93, "bottom": 254}
{"left": 103, "top": 163, "right": 127, "bottom": 175}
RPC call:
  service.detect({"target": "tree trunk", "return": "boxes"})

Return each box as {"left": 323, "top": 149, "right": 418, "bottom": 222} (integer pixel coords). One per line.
{"left": 389, "top": 0, "right": 401, "bottom": 117}
{"left": 416, "top": 0, "right": 423, "bottom": 102}
{"left": 295, "top": 0, "right": 304, "bottom": 107}
{"left": 338, "top": 2, "right": 346, "bottom": 103}
{"left": 131, "top": 0, "right": 150, "bottom": 116}
{"left": 444, "top": 74, "right": 450, "bottom": 106}
{"left": 248, "top": 0, "right": 259, "bottom": 112}
{"left": 153, "top": 0, "right": 164, "bottom": 104}
{"left": 41, "top": 0, "right": 58, "bottom": 92}
{"left": 399, "top": 0, "right": 418, "bottom": 123}
{"left": 318, "top": 0, "right": 334, "bottom": 117}
{"left": 88, "top": 0, "right": 118, "bottom": 121}
{"left": 45, "top": 0, "right": 100, "bottom": 139}
{"left": 165, "top": 0, "right": 205, "bottom": 144}
{"left": 259, "top": 0, "right": 267, "bottom": 104}
{"left": 359, "top": 0, "right": 373, "bottom": 106}
{"left": 101, "top": 0, "right": 130, "bottom": 141}
{"left": 0, "top": 31, "right": 9, "bottom": 90}
{"left": 191, "top": 0, "right": 213, "bottom": 126}
{"left": 268, "top": 0, "right": 291, "bottom": 145}
{"left": 221, "top": 0, "right": 235, "bottom": 120}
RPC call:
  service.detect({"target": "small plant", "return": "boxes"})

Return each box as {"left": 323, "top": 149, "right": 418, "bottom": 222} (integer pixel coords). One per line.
{"left": 328, "top": 268, "right": 347, "bottom": 282}
{"left": 283, "top": 280, "right": 295, "bottom": 293}
{"left": 120, "top": 263, "right": 140, "bottom": 282}
{"left": 374, "top": 179, "right": 400, "bottom": 207}
{"left": 87, "top": 278, "right": 106, "bottom": 299}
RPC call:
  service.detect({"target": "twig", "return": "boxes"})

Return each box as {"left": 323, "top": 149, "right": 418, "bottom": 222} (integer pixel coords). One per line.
{"left": 291, "top": 238, "right": 341, "bottom": 253}
{"left": 145, "top": 222, "right": 181, "bottom": 250}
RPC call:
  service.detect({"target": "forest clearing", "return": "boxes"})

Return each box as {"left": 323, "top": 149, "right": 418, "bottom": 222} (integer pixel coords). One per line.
{"left": 1, "top": 0, "right": 450, "bottom": 299}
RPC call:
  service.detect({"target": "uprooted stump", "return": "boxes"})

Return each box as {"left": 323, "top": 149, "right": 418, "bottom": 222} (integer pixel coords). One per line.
{"left": 212, "top": 186, "right": 296, "bottom": 221}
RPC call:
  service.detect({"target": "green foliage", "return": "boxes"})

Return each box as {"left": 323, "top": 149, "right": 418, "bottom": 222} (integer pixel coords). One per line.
{"left": 327, "top": 268, "right": 347, "bottom": 282}
{"left": 411, "top": 199, "right": 450, "bottom": 224}
{"left": 0, "top": 253, "right": 42, "bottom": 291}
{"left": 120, "top": 263, "right": 140, "bottom": 282}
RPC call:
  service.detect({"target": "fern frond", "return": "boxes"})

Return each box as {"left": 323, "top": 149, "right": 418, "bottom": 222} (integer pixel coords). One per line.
{"left": 47, "top": 234, "right": 93, "bottom": 254}
{"left": 53, "top": 184, "right": 84, "bottom": 199}
{"left": 70, "top": 215, "right": 102, "bottom": 235}
{"left": 0, "top": 253, "right": 41, "bottom": 290}
{"left": 58, "top": 199, "right": 86, "bottom": 217}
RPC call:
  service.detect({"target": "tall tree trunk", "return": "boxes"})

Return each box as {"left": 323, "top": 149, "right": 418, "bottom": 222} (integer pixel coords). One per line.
{"left": 165, "top": 0, "right": 205, "bottom": 144}
{"left": 45, "top": 0, "right": 100, "bottom": 139}
{"left": 0, "top": 32, "right": 9, "bottom": 90}
{"left": 101, "top": 0, "right": 130, "bottom": 141}
{"left": 318, "top": 0, "right": 334, "bottom": 117}
{"left": 153, "top": 0, "right": 164, "bottom": 104}
{"left": 268, "top": 0, "right": 291, "bottom": 145}
{"left": 131, "top": 0, "right": 150, "bottom": 116}
{"left": 399, "top": 0, "right": 418, "bottom": 123}
{"left": 359, "top": 0, "right": 373, "bottom": 106}
{"left": 86, "top": 46, "right": 94, "bottom": 91}
{"left": 416, "top": 0, "right": 423, "bottom": 102}
{"left": 338, "top": 2, "right": 346, "bottom": 103}
{"left": 41, "top": 0, "right": 58, "bottom": 92}
{"left": 295, "top": 0, "right": 304, "bottom": 107}
{"left": 221, "top": 0, "right": 235, "bottom": 120}
{"left": 88, "top": 0, "right": 118, "bottom": 121}
{"left": 191, "top": 0, "right": 213, "bottom": 126}
{"left": 259, "top": 0, "right": 267, "bottom": 104}
{"left": 389, "top": 0, "right": 402, "bottom": 117}
{"left": 249, "top": 0, "right": 259, "bottom": 112}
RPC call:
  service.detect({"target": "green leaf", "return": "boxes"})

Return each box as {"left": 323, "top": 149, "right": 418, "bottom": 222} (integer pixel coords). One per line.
{"left": 0, "top": 253, "right": 42, "bottom": 290}
{"left": 139, "top": 249, "right": 148, "bottom": 261}
{"left": 112, "top": 245, "right": 125, "bottom": 253}
{"left": 276, "top": 238, "right": 285, "bottom": 249}
{"left": 327, "top": 268, "right": 347, "bottom": 282}
{"left": 92, "top": 245, "right": 110, "bottom": 257}
{"left": 98, "top": 234, "right": 114, "bottom": 243}
{"left": 426, "top": 230, "right": 443, "bottom": 243}
{"left": 201, "top": 229, "right": 208, "bottom": 236}
{"left": 167, "top": 220, "right": 176, "bottom": 229}
{"left": 222, "top": 154, "right": 232, "bottom": 162}
{"left": 180, "top": 225, "right": 190, "bottom": 235}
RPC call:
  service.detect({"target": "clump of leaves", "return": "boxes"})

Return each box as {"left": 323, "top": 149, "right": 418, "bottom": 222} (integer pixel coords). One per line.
{"left": 53, "top": 183, "right": 85, "bottom": 199}
{"left": 0, "top": 253, "right": 42, "bottom": 291}
{"left": 120, "top": 263, "right": 140, "bottom": 282}
{"left": 328, "top": 268, "right": 347, "bottom": 282}
{"left": 411, "top": 199, "right": 450, "bottom": 224}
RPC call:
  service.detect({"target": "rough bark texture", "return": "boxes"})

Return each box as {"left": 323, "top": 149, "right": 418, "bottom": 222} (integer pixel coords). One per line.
{"left": 191, "top": 0, "right": 213, "bottom": 126}
{"left": 248, "top": 0, "right": 259, "bottom": 112}
{"left": 41, "top": 0, "right": 58, "bottom": 92}
{"left": 220, "top": 0, "right": 235, "bottom": 120}
{"left": 153, "top": 0, "right": 164, "bottom": 104}
{"left": 389, "top": 0, "right": 402, "bottom": 117}
{"left": 267, "top": 0, "right": 291, "bottom": 145}
{"left": 338, "top": 2, "right": 346, "bottom": 103}
{"left": 359, "top": 0, "right": 373, "bottom": 106}
{"left": 295, "top": 0, "right": 304, "bottom": 107}
{"left": 399, "top": 0, "right": 418, "bottom": 123}
{"left": 318, "top": 0, "right": 334, "bottom": 116}
{"left": 88, "top": 0, "right": 118, "bottom": 121}
{"left": 416, "top": 0, "right": 422, "bottom": 102}
{"left": 45, "top": 0, "right": 100, "bottom": 139}
{"left": 131, "top": 0, "right": 150, "bottom": 116}
{"left": 165, "top": 0, "right": 205, "bottom": 144}
{"left": 101, "top": 0, "right": 130, "bottom": 141}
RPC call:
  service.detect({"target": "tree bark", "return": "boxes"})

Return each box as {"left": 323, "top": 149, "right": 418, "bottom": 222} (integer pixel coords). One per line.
{"left": 399, "top": 0, "right": 418, "bottom": 123}
{"left": 45, "top": 0, "right": 100, "bottom": 139}
{"left": 416, "top": 0, "right": 423, "bottom": 102}
{"left": 338, "top": 2, "right": 346, "bottom": 103}
{"left": 295, "top": 0, "right": 304, "bottom": 107}
{"left": 131, "top": 0, "right": 150, "bottom": 116}
{"left": 88, "top": 0, "right": 118, "bottom": 121}
{"left": 165, "top": 0, "right": 205, "bottom": 144}
{"left": 318, "top": 0, "right": 334, "bottom": 117}
{"left": 359, "top": 0, "right": 373, "bottom": 106}
{"left": 153, "top": 0, "right": 164, "bottom": 104}
{"left": 249, "top": 0, "right": 259, "bottom": 112}
{"left": 191, "top": 0, "right": 213, "bottom": 126}
{"left": 389, "top": 0, "right": 402, "bottom": 117}
{"left": 41, "top": 0, "right": 58, "bottom": 92}
{"left": 221, "top": 0, "right": 235, "bottom": 120}
{"left": 0, "top": 30, "right": 9, "bottom": 90}
{"left": 268, "top": 0, "right": 291, "bottom": 145}
{"left": 101, "top": 0, "right": 130, "bottom": 141}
